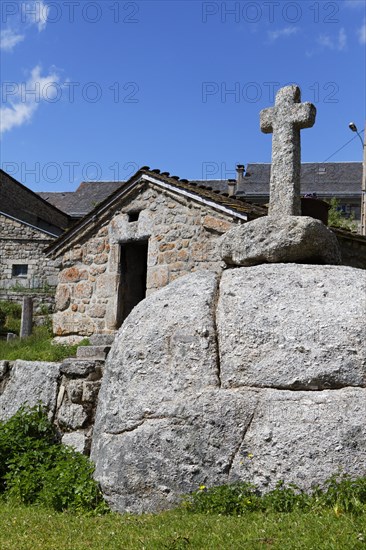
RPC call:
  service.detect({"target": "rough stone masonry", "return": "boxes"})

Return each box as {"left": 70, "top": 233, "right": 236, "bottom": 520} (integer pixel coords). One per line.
{"left": 90, "top": 86, "right": 365, "bottom": 513}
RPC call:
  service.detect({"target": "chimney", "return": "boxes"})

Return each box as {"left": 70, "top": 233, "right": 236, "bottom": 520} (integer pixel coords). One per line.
{"left": 227, "top": 179, "right": 237, "bottom": 197}
{"left": 236, "top": 164, "right": 245, "bottom": 194}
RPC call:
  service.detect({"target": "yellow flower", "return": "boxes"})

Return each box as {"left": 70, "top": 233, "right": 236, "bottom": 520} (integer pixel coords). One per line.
{"left": 333, "top": 505, "right": 342, "bottom": 517}
{"left": 247, "top": 453, "right": 254, "bottom": 459}
{"left": 199, "top": 485, "right": 206, "bottom": 491}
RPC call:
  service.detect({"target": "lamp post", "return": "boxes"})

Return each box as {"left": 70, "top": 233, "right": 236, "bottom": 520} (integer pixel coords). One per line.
{"left": 349, "top": 121, "right": 366, "bottom": 236}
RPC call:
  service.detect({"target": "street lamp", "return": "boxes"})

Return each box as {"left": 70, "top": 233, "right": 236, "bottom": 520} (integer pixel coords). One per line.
{"left": 349, "top": 121, "right": 366, "bottom": 236}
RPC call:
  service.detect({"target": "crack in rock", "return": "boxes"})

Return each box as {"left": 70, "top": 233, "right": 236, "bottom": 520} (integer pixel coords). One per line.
{"left": 211, "top": 274, "right": 222, "bottom": 388}
{"left": 225, "top": 409, "right": 256, "bottom": 477}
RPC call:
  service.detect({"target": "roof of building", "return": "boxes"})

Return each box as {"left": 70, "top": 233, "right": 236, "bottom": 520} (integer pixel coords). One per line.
{"left": 38, "top": 181, "right": 124, "bottom": 218}
{"left": 46, "top": 168, "right": 267, "bottom": 256}
{"left": 240, "top": 162, "right": 362, "bottom": 197}
{"left": 0, "top": 169, "right": 71, "bottom": 235}
{"left": 38, "top": 162, "right": 363, "bottom": 218}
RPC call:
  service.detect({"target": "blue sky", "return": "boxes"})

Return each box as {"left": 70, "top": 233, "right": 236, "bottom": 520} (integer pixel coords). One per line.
{"left": 1, "top": 0, "right": 365, "bottom": 191}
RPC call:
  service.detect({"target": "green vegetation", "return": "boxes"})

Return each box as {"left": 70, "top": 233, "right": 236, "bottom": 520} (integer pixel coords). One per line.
{"left": 0, "top": 299, "right": 89, "bottom": 360}
{"left": 0, "top": 504, "right": 365, "bottom": 549}
{"left": 0, "top": 405, "right": 108, "bottom": 515}
{"left": 328, "top": 198, "right": 357, "bottom": 231}
{"left": 0, "top": 406, "right": 365, "bottom": 549}
{"left": 0, "top": 300, "right": 22, "bottom": 335}
{"left": 185, "top": 477, "right": 366, "bottom": 516}
{"left": 0, "top": 326, "right": 88, "bottom": 361}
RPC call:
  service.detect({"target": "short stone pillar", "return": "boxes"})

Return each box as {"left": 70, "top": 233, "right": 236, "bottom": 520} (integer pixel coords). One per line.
{"left": 20, "top": 297, "right": 33, "bottom": 339}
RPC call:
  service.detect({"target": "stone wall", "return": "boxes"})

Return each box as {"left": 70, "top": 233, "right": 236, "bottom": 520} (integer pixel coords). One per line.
{"left": 0, "top": 213, "right": 60, "bottom": 292}
{"left": 332, "top": 228, "right": 366, "bottom": 270}
{"left": 53, "top": 184, "right": 237, "bottom": 337}
{"left": 0, "top": 358, "right": 102, "bottom": 455}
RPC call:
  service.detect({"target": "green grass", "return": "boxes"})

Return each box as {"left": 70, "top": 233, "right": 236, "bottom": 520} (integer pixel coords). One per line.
{"left": 0, "top": 503, "right": 365, "bottom": 550}
{"left": 0, "top": 327, "right": 88, "bottom": 361}
{"left": 0, "top": 406, "right": 365, "bottom": 548}
{"left": 0, "top": 300, "right": 22, "bottom": 334}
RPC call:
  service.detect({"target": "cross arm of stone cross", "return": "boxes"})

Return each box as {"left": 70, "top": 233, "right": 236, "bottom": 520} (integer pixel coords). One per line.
{"left": 260, "top": 90, "right": 316, "bottom": 132}
{"left": 260, "top": 85, "right": 316, "bottom": 216}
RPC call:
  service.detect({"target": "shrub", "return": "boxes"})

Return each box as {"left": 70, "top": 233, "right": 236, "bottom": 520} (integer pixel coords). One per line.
{"left": 314, "top": 475, "right": 366, "bottom": 515}
{"left": 185, "top": 476, "right": 366, "bottom": 516}
{"left": 0, "top": 301, "right": 22, "bottom": 335}
{"left": 0, "top": 404, "right": 108, "bottom": 514}
{"left": 327, "top": 198, "right": 357, "bottom": 231}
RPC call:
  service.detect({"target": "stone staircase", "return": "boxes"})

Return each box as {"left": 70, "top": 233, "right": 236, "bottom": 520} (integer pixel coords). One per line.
{"left": 76, "top": 334, "right": 115, "bottom": 361}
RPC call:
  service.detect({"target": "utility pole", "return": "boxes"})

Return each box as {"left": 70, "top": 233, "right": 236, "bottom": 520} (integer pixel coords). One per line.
{"left": 349, "top": 121, "right": 366, "bottom": 236}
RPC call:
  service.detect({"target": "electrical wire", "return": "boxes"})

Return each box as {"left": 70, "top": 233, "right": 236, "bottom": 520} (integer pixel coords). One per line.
{"left": 322, "top": 129, "right": 365, "bottom": 163}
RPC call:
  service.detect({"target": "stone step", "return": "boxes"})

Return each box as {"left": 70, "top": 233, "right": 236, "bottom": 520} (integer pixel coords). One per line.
{"left": 60, "top": 359, "right": 105, "bottom": 377}
{"left": 76, "top": 345, "right": 111, "bottom": 360}
{"left": 89, "top": 334, "right": 116, "bottom": 346}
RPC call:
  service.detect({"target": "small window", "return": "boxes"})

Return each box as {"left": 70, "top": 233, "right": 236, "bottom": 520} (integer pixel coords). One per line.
{"left": 318, "top": 167, "right": 326, "bottom": 174}
{"left": 128, "top": 211, "right": 141, "bottom": 222}
{"left": 12, "top": 264, "right": 28, "bottom": 277}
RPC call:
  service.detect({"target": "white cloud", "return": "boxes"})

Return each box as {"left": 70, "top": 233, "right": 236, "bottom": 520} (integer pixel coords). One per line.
{"left": 0, "top": 28, "right": 25, "bottom": 51}
{"left": 268, "top": 27, "right": 299, "bottom": 42}
{"left": 317, "top": 28, "right": 347, "bottom": 51}
{"left": 358, "top": 20, "right": 366, "bottom": 44}
{"left": 1, "top": 1, "right": 49, "bottom": 53}
{"left": 0, "top": 65, "right": 60, "bottom": 135}
{"left": 22, "top": 0, "right": 49, "bottom": 32}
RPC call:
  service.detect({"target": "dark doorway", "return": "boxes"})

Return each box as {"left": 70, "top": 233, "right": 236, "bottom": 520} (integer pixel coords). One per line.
{"left": 117, "top": 240, "right": 148, "bottom": 327}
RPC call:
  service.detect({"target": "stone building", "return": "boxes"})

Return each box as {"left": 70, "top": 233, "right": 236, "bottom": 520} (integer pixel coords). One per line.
{"left": 0, "top": 170, "right": 71, "bottom": 293}
{"left": 234, "top": 162, "right": 363, "bottom": 221}
{"left": 47, "top": 168, "right": 265, "bottom": 339}
{"left": 39, "top": 162, "right": 363, "bottom": 223}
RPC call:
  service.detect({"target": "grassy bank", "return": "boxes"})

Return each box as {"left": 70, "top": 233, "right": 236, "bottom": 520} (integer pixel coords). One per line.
{"left": 0, "top": 327, "right": 88, "bottom": 361}
{"left": 0, "top": 503, "right": 365, "bottom": 550}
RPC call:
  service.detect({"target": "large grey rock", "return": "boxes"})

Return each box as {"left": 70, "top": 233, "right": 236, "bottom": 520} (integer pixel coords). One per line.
{"left": 228, "top": 388, "right": 366, "bottom": 491}
{"left": 0, "top": 360, "right": 61, "bottom": 421}
{"left": 91, "top": 271, "right": 222, "bottom": 511}
{"left": 93, "top": 388, "right": 259, "bottom": 512}
{"left": 91, "top": 266, "right": 366, "bottom": 513}
{"left": 221, "top": 216, "right": 341, "bottom": 266}
{"left": 218, "top": 265, "right": 366, "bottom": 390}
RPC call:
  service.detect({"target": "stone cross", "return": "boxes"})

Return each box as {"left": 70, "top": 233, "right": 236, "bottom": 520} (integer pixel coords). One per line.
{"left": 260, "top": 85, "right": 316, "bottom": 216}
